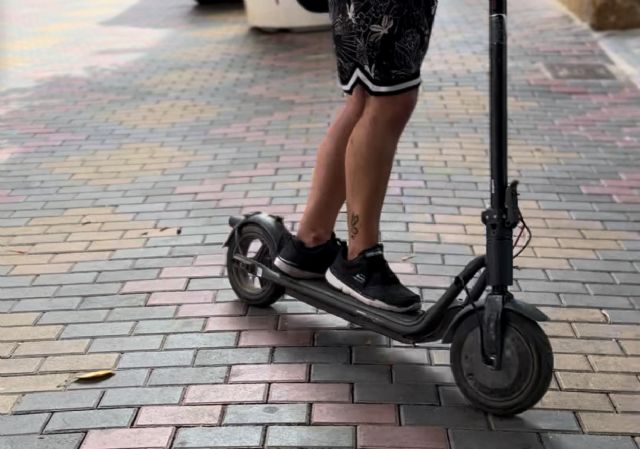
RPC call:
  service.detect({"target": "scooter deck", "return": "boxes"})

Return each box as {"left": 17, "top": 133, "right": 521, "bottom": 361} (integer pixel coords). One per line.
{"left": 253, "top": 260, "right": 460, "bottom": 344}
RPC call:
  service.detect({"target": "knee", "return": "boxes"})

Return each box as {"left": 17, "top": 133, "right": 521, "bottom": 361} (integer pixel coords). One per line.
{"left": 365, "top": 89, "right": 419, "bottom": 130}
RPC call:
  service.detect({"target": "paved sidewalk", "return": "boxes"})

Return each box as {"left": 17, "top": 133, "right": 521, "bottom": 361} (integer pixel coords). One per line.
{"left": 1, "top": 0, "right": 639, "bottom": 448}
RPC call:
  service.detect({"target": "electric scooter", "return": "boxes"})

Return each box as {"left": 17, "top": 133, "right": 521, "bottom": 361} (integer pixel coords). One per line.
{"left": 223, "top": 0, "right": 553, "bottom": 416}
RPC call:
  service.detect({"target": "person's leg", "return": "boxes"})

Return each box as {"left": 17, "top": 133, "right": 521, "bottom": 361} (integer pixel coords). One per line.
{"left": 345, "top": 88, "right": 419, "bottom": 259}
{"left": 296, "top": 86, "right": 367, "bottom": 247}
{"left": 274, "top": 86, "right": 367, "bottom": 279}
{"left": 325, "top": 87, "right": 421, "bottom": 313}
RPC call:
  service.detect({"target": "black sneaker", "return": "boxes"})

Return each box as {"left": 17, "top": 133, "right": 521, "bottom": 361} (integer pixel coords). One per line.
{"left": 326, "top": 244, "right": 421, "bottom": 313}
{"left": 274, "top": 232, "right": 341, "bottom": 279}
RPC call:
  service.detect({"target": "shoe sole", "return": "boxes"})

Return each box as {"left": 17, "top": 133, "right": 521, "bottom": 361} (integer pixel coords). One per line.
{"left": 325, "top": 268, "right": 421, "bottom": 314}
{"left": 274, "top": 256, "right": 325, "bottom": 280}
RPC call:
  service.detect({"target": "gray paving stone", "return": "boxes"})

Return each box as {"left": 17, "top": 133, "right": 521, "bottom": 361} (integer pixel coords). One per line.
{"left": 45, "top": 408, "right": 135, "bottom": 433}
{"left": 393, "top": 365, "right": 456, "bottom": 384}
{"left": 315, "top": 330, "right": 389, "bottom": 346}
{"left": 352, "top": 347, "right": 429, "bottom": 364}
{"left": 491, "top": 410, "right": 580, "bottom": 432}
{"left": 604, "top": 309, "right": 640, "bottom": 324}
{"left": 0, "top": 434, "right": 84, "bottom": 449}
{"left": 311, "top": 364, "right": 390, "bottom": 383}
{"left": 589, "top": 284, "right": 638, "bottom": 297}
{"left": 188, "top": 278, "right": 231, "bottom": 290}
{"left": 134, "top": 256, "right": 194, "bottom": 269}
{"left": 61, "top": 322, "right": 134, "bottom": 338}
{"left": 38, "top": 309, "right": 109, "bottom": 324}
{"left": 547, "top": 270, "right": 614, "bottom": 283}
{"left": 224, "top": 404, "right": 307, "bottom": 424}
{"left": 55, "top": 283, "right": 121, "bottom": 297}
{"left": 164, "top": 332, "right": 237, "bottom": 349}
{"left": 89, "top": 335, "right": 164, "bottom": 353}
{"left": 0, "top": 276, "right": 34, "bottom": 288}
{"left": 134, "top": 318, "right": 204, "bottom": 334}
{"left": 79, "top": 294, "right": 147, "bottom": 309}
{"left": 570, "top": 260, "right": 637, "bottom": 272}
{"left": 118, "top": 350, "right": 194, "bottom": 368}
{"left": 14, "top": 390, "right": 102, "bottom": 412}
{"left": 173, "top": 426, "right": 264, "bottom": 448}
{"left": 561, "top": 294, "right": 633, "bottom": 309}
{"left": 266, "top": 426, "right": 354, "bottom": 448}
{"left": 401, "top": 405, "right": 488, "bottom": 429}
{"left": 148, "top": 367, "right": 227, "bottom": 385}
{"left": 450, "top": 430, "right": 543, "bottom": 449}
{"left": 107, "top": 306, "right": 176, "bottom": 321}
{"left": 354, "top": 383, "right": 438, "bottom": 405}
{"left": 33, "top": 272, "right": 97, "bottom": 286}
{"left": 69, "top": 369, "right": 148, "bottom": 390}
{"left": 72, "top": 260, "right": 133, "bottom": 272}
{"left": 0, "top": 287, "right": 58, "bottom": 300}
{"left": 195, "top": 348, "right": 271, "bottom": 365}
{"left": 112, "top": 247, "right": 171, "bottom": 259}
{"left": 273, "top": 347, "right": 349, "bottom": 364}
{"left": 97, "top": 269, "right": 159, "bottom": 283}
{"left": 100, "top": 386, "right": 183, "bottom": 407}
{"left": 12, "top": 297, "right": 81, "bottom": 312}
{"left": 541, "top": 433, "right": 636, "bottom": 449}
{"left": 0, "top": 414, "right": 49, "bottom": 435}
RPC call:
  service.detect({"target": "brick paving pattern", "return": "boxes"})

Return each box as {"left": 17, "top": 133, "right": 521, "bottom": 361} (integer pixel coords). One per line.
{"left": 1, "top": 0, "right": 639, "bottom": 447}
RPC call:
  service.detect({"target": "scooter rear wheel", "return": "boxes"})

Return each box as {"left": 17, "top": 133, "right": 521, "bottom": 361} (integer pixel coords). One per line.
{"left": 226, "top": 224, "right": 284, "bottom": 307}
{"left": 450, "top": 310, "right": 553, "bottom": 416}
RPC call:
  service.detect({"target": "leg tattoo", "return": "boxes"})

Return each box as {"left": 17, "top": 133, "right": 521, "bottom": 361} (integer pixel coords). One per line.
{"left": 349, "top": 212, "right": 360, "bottom": 241}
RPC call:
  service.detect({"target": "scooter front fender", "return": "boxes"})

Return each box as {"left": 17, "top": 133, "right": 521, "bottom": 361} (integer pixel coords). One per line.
{"left": 440, "top": 298, "right": 549, "bottom": 344}
{"left": 223, "top": 212, "right": 287, "bottom": 249}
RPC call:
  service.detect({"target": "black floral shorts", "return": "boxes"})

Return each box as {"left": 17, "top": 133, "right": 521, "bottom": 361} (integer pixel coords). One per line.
{"left": 329, "top": 0, "right": 438, "bottom": 95}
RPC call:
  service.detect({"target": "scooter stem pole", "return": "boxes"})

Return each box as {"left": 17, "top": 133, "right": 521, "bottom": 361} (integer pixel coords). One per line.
{"left": 486, "top": 0, "right": 513, "bottom": 291}
{"left": 490, "top": 0, "right": 507, "bottom": 210}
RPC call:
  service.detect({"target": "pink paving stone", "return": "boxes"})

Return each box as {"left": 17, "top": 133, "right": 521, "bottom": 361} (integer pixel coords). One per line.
{"left": 243, "top": 204, "right": 295, "bottom": 215}
{"left": 135, "top": 405, "right": 222, "bottom": 426}
{"left": 229, "top": 169, "right": 275, "bottom": 177}
{"left": 0, "top": 195, "right": 26, "bottom": 203}
{"left": 160, "top": 266, "right": 223, "bottom": 278}
{"left": 194, "top": 255, "right": 226, "bottom": 266}
{"left": 196, "top": 191, "right": 245, "bottom": 201}
{"left": 238, "top": 330, "right": 313, "bottom": 347}
{"left": 229, "top": 364, "right": 307, "bottom": 383}
{"left": 148, "top": 290, "right": 214, "bottom": 305}
{"left": 278, "top": 314, "right": 349, "bottom": 330}
{"left": 389, "top": 262, "right": 416, "bottom": 274}
{"left": 280, "top": 155, "right": 316, "bottom": 162}
{"left": 604, "top": 179, "right": 640, "bottom": 187}
{"left": 174, "top": 184, "right": 222, "bottom": 194}
{"left": 121, "top": 278, "right": 187, "bottom": 294}
{"left": 357, "top": 426, "right": 448, "bottom": 449}
{"left": 581, "top": 185, "right": 635, "bottom": 195}
{"left": 178, "top": 302, "right": 246, "bottom": 317}
{"left": 206, "top": 316, "right": 277, "bottom": 331}
{"left": 269, "top": 383, "right": 351, "bottom": 403}
{"left": 184, "top": 384, "right": 267, "bottom": 404}
{"left": 81, "top": 427, "right": 174, "bottom": 449}
{"left": 615, "top": 195, "right": 640, "bottom": 203}
{"left": 218, "top": 197, "right": 270, "bottom": 207}
{"left": 312, "top": 403, "right": 396, "bottom": 425}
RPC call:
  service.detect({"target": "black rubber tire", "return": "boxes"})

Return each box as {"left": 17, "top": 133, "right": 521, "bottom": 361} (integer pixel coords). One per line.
{"left": 450, "top": 310, "right": 554, "bottom": 416}
{"left": 226, "top": 224, "right": 284, "bottom": 308}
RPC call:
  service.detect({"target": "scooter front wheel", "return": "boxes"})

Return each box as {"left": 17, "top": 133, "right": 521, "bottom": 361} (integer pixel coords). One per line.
{"left": 226, "top": 224, "right": 285, "bottom": 307}
{"left": 450, "top": 310, "right": 553, "bottom": 416}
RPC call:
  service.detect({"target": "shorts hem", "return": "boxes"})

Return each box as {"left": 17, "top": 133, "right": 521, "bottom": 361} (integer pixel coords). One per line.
{"left": 339, "top": 68, "right": 421, "bottom": 96}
